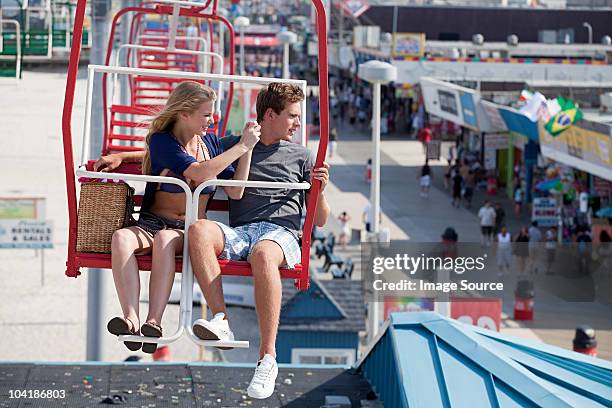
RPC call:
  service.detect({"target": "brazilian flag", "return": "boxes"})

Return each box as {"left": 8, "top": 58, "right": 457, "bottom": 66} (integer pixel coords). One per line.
{"left": 544, "top": 97, "right": 583, "bottom": 136}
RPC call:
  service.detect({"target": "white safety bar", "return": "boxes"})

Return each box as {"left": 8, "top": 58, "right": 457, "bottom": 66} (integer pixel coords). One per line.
{"left": 82, "top": 64, "right": 308, "bottom": 164}
{"left": 0, "top": 19, "right": 21, "bottom": 79}
{"left": 75, "top": 168, "right": 194, "bottom": 346}
{"left": 185, "top": 179, "right": 310, "bottom": 347}
{"left": 0, "top": 9, "right": 3, "bottom": 53}
{"left": 114, "top": 44, "right": 225, "bottom": 112}
{"left": 75, "top": 169, "right": 253, "bottom": 348}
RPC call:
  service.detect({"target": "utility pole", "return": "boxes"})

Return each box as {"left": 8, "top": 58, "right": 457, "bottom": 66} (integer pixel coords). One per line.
{"left": 86, "top": 0, "right": 111, "bottom": 361}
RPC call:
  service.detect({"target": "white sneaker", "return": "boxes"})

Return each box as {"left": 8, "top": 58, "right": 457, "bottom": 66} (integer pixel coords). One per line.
{"left": 247, "top": 354, "right": 278, "bottom": 399}
{"left": 192, "top": 312, "right": 235, "bottom": 350}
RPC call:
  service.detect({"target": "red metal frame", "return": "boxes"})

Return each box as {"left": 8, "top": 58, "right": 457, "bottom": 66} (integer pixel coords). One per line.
{"left": 62, "top": 0, "right": 329, "bottom": 291}
{"left": 101, "top": 5, "right": 236, "bottom": 151}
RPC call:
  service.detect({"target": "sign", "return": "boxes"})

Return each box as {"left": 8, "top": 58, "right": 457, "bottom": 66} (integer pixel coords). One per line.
{"left": 0, "top": 220, "right": 54, "bottom": 249}
{"left": 459, "top": 91, "right": 478, "bottom": 129}
{"left": 484, "top": 147, "right": 496, "bottom": 170}
{"left": 438, "top": 90, "right": 458, "bottom": 115}
{"left": 479, "top": 100, "right": 508, "bottom": 132}
{"left": 0, "top": 197, "right": 45, "bottom": 220}
{"left": 593, "top": 176, "right": 612, "bottom": 197}
{"left": 451, "top": 298, "right": 502, "bottom": 331}
{"left": 392, "top": 33, "right": 425, "bottom": 57}
{"left": 426, "top": 140, "right": 441, "bottom": 160}
{"left": 539, "top": 120, "right": 612, "bottom": 182}
{"left": 420, "top": 77, "right": 480, "bottom": 131}
{"left": 485, "top": 133, "right": 509, "bottom": 150}
{"left": 384, "top": 296, "right": 434, "bottom": 320}
{"left": 532, "top": 197, "right": 557, "bottom": 227}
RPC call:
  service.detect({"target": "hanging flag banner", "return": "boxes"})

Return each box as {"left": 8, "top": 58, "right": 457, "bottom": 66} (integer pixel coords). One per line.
{"left": 544, "top": 97, "right": 583, "bottom": 136}
{"left": 339, "top": 0, "right": 370, "bottom": 18}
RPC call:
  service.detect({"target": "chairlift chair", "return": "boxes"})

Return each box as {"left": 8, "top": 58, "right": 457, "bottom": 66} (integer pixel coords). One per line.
{"left": 62, "top": 0, "right": 330, "bottom": 350}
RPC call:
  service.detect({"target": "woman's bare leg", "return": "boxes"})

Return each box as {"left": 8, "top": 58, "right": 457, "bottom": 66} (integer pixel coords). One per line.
{"left": 146, "top": 229, "right": 184, "bottom": 325}
{"left": 111, "top": 226, "right": 153, "bottom": 329}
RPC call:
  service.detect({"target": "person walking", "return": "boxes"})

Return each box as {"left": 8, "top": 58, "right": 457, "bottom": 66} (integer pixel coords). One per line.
{"left": 576, "top": 227, "right": 593, "bottom": 276}
{"left": 513, "top": 185, "right": 523, "bottom": 217}
{"left": 328, "top": 127, "right": 338, "bottom": 158}
{"left": 337, "top": 211, "right": 351, "bottom": 250}
{"left": 419, "top": 160, "right": 432, "bottom": 198}
{"left": 451, "top": 168, "right": 463, "bottom": 208}
{"left": 463, "top": 170, "right": 475, "bottom": 208}
{"left": 545, "top": 227, "right": 557, "bottom": 275}
{"left": 514, "top": 227, "right": 530, "bottom": 274}
{"left": 494, "top": 202, "right": 505, "bottom": 234}
{"left": 496, "top": 226, "right": 512, "bottom": 276}
{"left": 478, "top": 201, "right": 496, "bottom": 247}
{"left": 528, "top": 221, "right": 542, "bottom": 274}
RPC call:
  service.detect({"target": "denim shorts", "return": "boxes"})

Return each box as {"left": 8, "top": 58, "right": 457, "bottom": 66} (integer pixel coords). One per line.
{"left": 214, "top": 221, "right": 301, "bottom": 269}
{"left": 137, "top": 212, "right": 185, "bottom": 236}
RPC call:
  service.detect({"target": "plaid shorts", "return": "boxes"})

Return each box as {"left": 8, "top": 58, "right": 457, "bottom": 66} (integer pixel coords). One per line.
{"left": 214, "top": 221, "right": 301, "bottom": 269}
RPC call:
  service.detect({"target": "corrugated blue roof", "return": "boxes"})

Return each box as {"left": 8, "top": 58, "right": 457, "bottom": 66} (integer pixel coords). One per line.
{"left": 357, "top": 312, "right": 612, "bottom": 408}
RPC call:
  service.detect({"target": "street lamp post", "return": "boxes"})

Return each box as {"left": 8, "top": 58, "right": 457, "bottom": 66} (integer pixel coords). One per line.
{"left": 234, "top": 16, "right": 249, "bottom": 75}
{"left": 358, "top": 60, "right": 397, "bottom": 342}
{"left": 277, "top": 31, "right": 297, "bottom": 79}
{"left": 583, "top": 22, "right": 593, "bottom": 44}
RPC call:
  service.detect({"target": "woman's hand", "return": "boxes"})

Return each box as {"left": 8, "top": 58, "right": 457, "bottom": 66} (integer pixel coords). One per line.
{"left": 240, "top": 121, "right": 261, "bottom": 150}
{"left": 94, "top": 154, "right": 122, "bottom": 172}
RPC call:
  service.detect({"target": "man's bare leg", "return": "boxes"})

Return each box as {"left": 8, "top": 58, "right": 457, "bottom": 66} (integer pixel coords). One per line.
{"left": 188, "top": 219, "right": 227, "bottom": 317}
{"left": 248, "top": 240, "right": 284, "bottom": 358}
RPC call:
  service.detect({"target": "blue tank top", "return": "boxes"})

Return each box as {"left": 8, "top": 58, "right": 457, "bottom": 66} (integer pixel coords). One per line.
{"left": 141, "top": 131, "right": 235, "bottom": 212}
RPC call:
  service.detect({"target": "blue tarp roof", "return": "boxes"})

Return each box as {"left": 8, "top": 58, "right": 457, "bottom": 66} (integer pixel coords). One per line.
{"left": 357, "top": 312, "right": 612, "bottom": 408}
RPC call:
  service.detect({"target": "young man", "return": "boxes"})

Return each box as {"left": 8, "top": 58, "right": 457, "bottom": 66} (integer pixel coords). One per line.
{"left": 188, "top": 83, "right": 330, "bottom": 399}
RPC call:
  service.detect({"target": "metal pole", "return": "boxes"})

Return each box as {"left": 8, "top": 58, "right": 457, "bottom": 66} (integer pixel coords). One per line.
{"left": 583, "top": 22, "right": 593, "bottom": 44}
{"left": 87, "top": 0, "right": 110, "bottom": 362}
{"left": 239, "top": 27, "right": 245, "bottom": 75}
{"left": 371, "top": 82, "right": 381, "bottom": 235}
{"left": 368, "top": 81, "right": 382, "bottom": 342}
{"left": 283, "top": 42, "right": 290, "bottom": 79}
{"left": 392, "top": 6, "right": 398, "bottom": 37}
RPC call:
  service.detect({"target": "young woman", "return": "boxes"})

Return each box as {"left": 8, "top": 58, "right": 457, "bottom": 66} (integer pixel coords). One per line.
{"left": 101, "top": 82, "right": 260, "bottom": 353}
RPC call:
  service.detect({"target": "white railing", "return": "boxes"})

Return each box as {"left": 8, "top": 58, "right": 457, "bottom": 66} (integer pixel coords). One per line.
{"left": 81, "top": 64, "right": 308, "bottom": 163}
{"left": 114, "top": 44, "right": 225, "bottom": 112}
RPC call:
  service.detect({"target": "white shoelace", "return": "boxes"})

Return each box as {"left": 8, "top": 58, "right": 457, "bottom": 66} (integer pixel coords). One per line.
{"left": 251, "top": 361, "right": 274, "bottom": 386}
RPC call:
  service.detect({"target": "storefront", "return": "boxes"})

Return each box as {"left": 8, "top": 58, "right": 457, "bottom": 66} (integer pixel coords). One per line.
{"left": 537, "top": 119, "right": 612, "bottom": 240}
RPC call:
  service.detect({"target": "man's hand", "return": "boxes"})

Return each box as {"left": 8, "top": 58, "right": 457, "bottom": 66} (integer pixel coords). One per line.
{"left": 93, "top": 154, "right": 122, "bottom": 172}
{"left": 240, "top": 121, "right": 261, "bottom": 150}
{"left": 312, "top": 162, "right": 330, "bottom": 193}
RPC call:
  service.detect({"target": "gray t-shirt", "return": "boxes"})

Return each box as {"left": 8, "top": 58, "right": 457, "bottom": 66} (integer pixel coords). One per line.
{"left": 229, "top": 141, "right": 315, "bottom": 237}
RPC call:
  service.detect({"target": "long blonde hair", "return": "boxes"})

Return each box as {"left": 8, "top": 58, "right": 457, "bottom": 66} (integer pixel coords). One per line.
{"left": 142, "top": 81, "right": 217, "bottom": 175}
